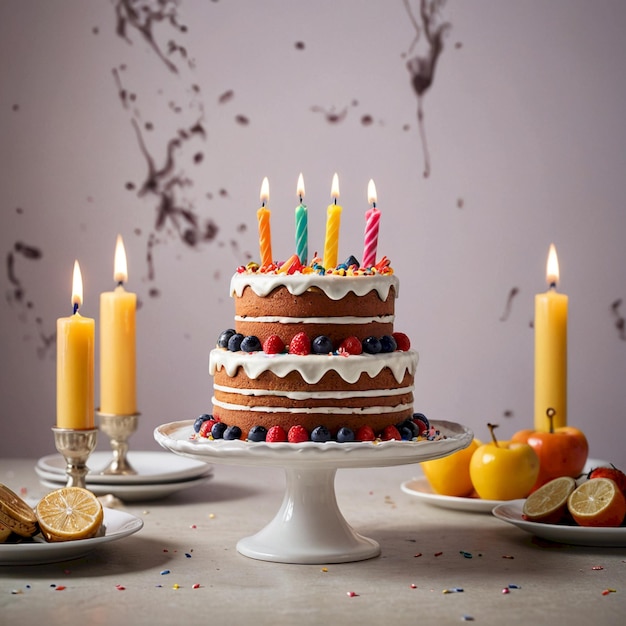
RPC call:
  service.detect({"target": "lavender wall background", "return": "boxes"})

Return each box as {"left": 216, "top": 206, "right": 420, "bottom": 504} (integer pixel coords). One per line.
{"left": 1, "top": 0, "right": 625, "bottom": 467}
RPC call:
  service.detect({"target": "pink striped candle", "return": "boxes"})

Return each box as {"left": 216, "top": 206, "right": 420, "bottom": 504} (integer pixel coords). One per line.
{"left": 362, "top": 179, "right": 380, "bottom": 268}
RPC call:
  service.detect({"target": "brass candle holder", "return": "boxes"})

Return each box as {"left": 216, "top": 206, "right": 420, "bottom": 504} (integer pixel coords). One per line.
{"left": 52, "top": 427, "right": 98, "bottom": 489}
{"left": 97, "top": 411, "right": 139, "bottom": 475}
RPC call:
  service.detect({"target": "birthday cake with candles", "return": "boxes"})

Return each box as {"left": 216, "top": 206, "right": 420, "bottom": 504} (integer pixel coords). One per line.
{"left": 196, "top": 175, "right": 424, "bottom": 443}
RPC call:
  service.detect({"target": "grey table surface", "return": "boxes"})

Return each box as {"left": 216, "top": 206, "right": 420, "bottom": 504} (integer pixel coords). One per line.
{"left": 1, "top": 456, "right": 625, "bottom": 626}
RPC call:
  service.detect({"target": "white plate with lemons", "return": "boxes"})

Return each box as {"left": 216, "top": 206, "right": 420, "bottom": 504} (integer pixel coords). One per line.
{"left": 492, "top": 500, "right": 626, "bottom": 547}
{"left": 0, "top": 507, "right": 143, "bottom": 565}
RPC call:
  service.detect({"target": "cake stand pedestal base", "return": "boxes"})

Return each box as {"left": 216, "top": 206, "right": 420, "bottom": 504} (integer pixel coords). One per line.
{"left": 154, "top": 419, "right": 472, "bottom": 565}
{"left": 236, "top": 467, "right": 379, "bottom": 564}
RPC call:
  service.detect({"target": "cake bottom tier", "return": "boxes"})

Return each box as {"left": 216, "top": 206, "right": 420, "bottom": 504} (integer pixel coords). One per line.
{"left": 212, "top": 365, "right": 415, "bottom": 437}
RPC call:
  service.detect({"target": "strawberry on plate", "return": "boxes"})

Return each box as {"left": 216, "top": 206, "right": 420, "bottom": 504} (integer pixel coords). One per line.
{"left": 588, "top": 464, "right": 626, "bottom": 498}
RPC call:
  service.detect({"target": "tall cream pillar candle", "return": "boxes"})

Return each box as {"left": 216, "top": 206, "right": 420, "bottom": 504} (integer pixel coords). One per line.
{"left": 100, "top": 235, "right": 137, "bottom": 415}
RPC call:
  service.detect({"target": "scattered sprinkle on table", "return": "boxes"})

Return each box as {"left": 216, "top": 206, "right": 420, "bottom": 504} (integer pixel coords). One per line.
{"left": 602, "top": 589, "right": 617, "bottom": 596}
{"left": 502, "top": 555, "right": 514, "bottom": 559}
{"left": 173, "top": 584, "right": 180, "bottom": 590}
{"left": 434, "top": 551, "right": 443, "bottom": 557}
{"left": 55, "top": 586, "right": 66, "bottom": 591}
{"left": 160, "top": 569, "right": 170, "bottom": 575}
{"left": 346, "top": 591, "right": 358, "bottom": 597}
{"left": 414, "top": 553, "right": 422, "bottom": 558}
{"left": 592, "top": 566, "right": 604, "bottom": 570}
{"left": 115, "top": 585, "right": 126, "bottom": 591}
{"left": 460, "top": 551, "right": 473, "bottom": 558}
{"left": 192, "top": 583, "right": 201, "bottom": 589}
{"left": 462, "top": 616, "right": 475, "bottom": 622}
{"left": 321, "top": 567, "right": 328, "bottom": 572}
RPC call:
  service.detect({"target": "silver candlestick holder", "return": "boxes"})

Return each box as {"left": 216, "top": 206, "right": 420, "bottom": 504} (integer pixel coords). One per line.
{"left": 52, "top": 427, "right": 98, "bottom": 489}
{"left": 97, "top": 411, "right": 139, "bottom": 475}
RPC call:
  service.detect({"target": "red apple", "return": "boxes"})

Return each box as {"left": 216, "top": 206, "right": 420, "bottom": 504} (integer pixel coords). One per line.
{"left": 512, "top": 409, "right": 588, "bottom": 491}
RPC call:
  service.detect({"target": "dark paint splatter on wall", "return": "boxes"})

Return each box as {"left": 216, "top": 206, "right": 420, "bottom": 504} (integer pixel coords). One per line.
{"left": 402, "top": 0, "right": 451, "bottom": 178}
{"left": 4, "top": 242, "right": 54, "bottom": 358}
{"left": 311, "top": 103, "right": 354, "bottom": 124}
{"left": 114, "top": 0, "right": 189, "bottom": 74}
{"left": 218, "top": 90, "right": 234, "bottom": 104}
{"left": 112, "top": 1, "right": 221, "bottom": 293}
{"left": 500, "top": 287, "right": 519, "bottom": 322}
{"left": 610, "top": 299, "right": 626, "bottom": 340}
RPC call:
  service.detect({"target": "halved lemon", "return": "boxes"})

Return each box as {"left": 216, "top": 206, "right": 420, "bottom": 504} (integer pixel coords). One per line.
{"left": 522, "top": 476, "right": 576, "bottom": 523}
{"left": 36, "top": 487, "right": 103, "bottom": 542}
{"left": 567, "top": 477, "right": 626, "bottom": 527}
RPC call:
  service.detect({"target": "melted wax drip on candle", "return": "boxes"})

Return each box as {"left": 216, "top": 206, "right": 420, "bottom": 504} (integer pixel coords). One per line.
{"left": 499, "top": 287, "right": 519, "bottom": 322}
{"left": 611, "top": 299, "right": 626, "bottom": 340}
{"left": 111, "top": 5, "right": 223, "bottom": 290}
{"left": 403, "top": 0, "right": 451, "bottom": 178}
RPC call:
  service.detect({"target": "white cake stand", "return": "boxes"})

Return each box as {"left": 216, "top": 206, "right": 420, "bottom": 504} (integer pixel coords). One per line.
{"left": 154, "top": 420, "right": 472, "bottom": 564}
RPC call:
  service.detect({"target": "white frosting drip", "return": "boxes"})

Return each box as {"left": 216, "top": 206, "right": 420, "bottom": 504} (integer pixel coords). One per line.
{"left": 234, "top": 314, "right": 395, "bottom": 325}
{"left": 213, "top": 383, "right": 414, "bottom": 400}
{"left": 231, "top": 272, "right": 399, "bottom": 301}
{"left": 212, "top": 397, "right": 414, "bottom": 415}
{"left": 210, "top": 349, "right": 419, "bottom": 384}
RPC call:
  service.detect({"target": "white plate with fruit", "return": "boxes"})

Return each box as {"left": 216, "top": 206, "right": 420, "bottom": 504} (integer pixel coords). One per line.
{"left": 401, "top": 477, "right": 500, "bottom": 513}
{"left": 493, "top": 468, "right": 626, "bottom": 547}
{"left": 492, "top": 500, "right": 626, "bottom": 547}
{"left": 403, "top": 458, "right": 609, "bottom": 514}
{"left": 0, "top": 486, "right": 143, "bottom": 565}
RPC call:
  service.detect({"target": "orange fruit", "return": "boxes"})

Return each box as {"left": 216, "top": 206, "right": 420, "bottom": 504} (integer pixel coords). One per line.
{"left": 522, "top": 476, "right": 576, "bottom": 523}
{"left": 420, "top": 438, "right": 480, "bottom": 497}
{"left": 567, "top": 478, "right": 626, "bottom": 527}
{"left": 36, "top": 487, "right": 103, "bottom": 542}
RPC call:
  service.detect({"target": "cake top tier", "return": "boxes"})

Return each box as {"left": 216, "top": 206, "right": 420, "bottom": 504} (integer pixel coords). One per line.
{"left": 231, "top": 255, "right": 398, "bottom": 302}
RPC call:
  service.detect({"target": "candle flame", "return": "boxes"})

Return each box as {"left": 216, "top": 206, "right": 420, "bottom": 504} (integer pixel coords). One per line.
{"left": 72, "top": 260, "right": 83, "bottom": 311}
{"left": 331, "top": 173, "right": 340, "bottom": 200}
{"left": 297, "top": 173, "right": 305, "bottom": 199}
{"left": 367, "top": 179, "right": 377, "bottom": 206}
{"left": 260, "top": 177, "right": 270, "bottom": 205}
{"left": 546, "top": 243, "right": 560, "bottom": 287}
{"left": 114, "top": 234, "right": 128, "bottom": 283}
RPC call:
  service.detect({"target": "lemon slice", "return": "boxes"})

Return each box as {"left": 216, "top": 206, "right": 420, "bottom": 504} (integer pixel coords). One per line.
{"left": 567, "top": 477, "right": 626, "bottom": 527}
{"left": 522, "top": 476, "right": 576, "bottom": 523}
{"left": 36, "top": 487, "right": 103, "bottom": 542}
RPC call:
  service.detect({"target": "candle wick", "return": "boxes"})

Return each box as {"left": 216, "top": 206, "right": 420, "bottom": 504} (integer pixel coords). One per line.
{"left": 549, "top": 281, "right": 557, "bottom": 289}
{"left": 73, "top": 302, "right": 79, "bottom": 315}
{"left": 117, "top": 280, "right": 124, "bottom": 288}
{"left": 373, "top": 202, "right": 376, "bottom": 208}
{"left": 334, "top": 198, "right": 337, "bottom": 205}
